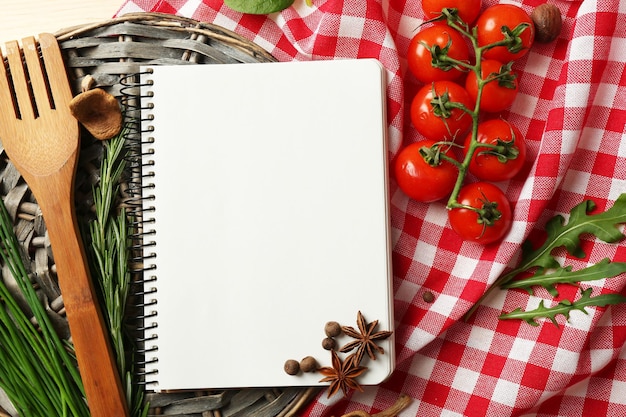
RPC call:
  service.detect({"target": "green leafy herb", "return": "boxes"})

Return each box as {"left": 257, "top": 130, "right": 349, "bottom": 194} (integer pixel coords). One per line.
{"left": 224, "top": 0, "right": 294, "bottom": 14}
{"left": 516, "top": 196, "right": 626, "bottom": 272}
{"left": 499, "top": 288, "right": 626, "bottom": 327}
{"left": 89, "top": 128, "right": 128, "bottom": 375}
{"left": 466, "top": 194, "right": 626, "bottom": 322}
{"left": 503, "top": 258, "right": 626, "bottom": 297}
{"left": 86, "top": 129, "right": 149, "bottom": 417}
{"left": 0, "top": 195, "right": 89, "bottom": 417}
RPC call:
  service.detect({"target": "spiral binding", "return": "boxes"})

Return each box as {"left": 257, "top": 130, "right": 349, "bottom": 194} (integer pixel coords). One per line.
{"left": 120, "top": 69, "right": 160, "bottom": 387}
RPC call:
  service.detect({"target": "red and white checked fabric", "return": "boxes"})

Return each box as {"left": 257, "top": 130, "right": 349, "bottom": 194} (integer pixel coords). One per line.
{"left": 115, "top": 0, "right": 626, "bottom": 415}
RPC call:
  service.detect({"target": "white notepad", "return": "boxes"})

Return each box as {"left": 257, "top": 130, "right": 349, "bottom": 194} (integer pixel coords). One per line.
{"left": 139, "top": 59, "right": 394, "bottom": 391}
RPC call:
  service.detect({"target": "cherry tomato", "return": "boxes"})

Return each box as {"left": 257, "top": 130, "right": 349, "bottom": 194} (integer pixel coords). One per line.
{"left": 476, "top": 4, "right": 535, "bottom": 62}
{"left": 394, "top": 139, "right": 459, "bottom": 203}
{"left": 465, "top": 59, "right": 518, "bottom": 113}
{"left": 422, "top": 0, "right": 482, "bottom": 25}
{"left": 464, "top": 119, "right": 526, "bottom": 182}
{"left": 410, "top": 80, "right": 474, "bottom": 142}
{"left": 407, "top": 24, "right": 470, "bottom": 84}
{"left": 448, "top": 182, "right": 512, "bottom": 244}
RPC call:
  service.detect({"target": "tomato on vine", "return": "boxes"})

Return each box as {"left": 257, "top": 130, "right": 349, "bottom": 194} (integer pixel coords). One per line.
{"left": 448, "top": 182, "right": 512, "bottom": 245}
{"left": 476, "top": 4, "right": 535, "bottom": 62}
{"left": 407, "top": 23, "right": 470, "bottom": 84}
{"left": 464, "top": 119, "right": 526, "bottom": 182}
{"left": 422, "top": 0, "right": 482, "bottom": 25}
{"left": 465, "top": 59, "right": 518, "bottom": 113}
{"left": 399, "top": 3, "right": 537, "bottom": 245}
{"left": 410, "top": 80, "right": 473, "bottom": 142}
{"left": 394, "top": 139, "right": 459, "bottom": 203}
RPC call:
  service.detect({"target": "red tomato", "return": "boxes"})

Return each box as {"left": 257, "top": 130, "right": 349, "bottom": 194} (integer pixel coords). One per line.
{"left": 422, "top": 0, "right": 482, "bottom": 25}
{"left": 394, "top": 139, "right": 459, "bottom": 203}
{"left": 465, "top": 59, "right": 518, "bottom": 113}
{"left": 410, "top": 81, "right": 474, "bottom": 142}
{"left": 448, "top": 182, "right": 512, "bottom": 244}
{"left": 476, "top": 4, "right": 535, "bottom": 62}
{"left": 464, "top": 119, "right": 526, "bottom": 181}
{"left": 407, "top": 24, "right": 470, "bottom": 84}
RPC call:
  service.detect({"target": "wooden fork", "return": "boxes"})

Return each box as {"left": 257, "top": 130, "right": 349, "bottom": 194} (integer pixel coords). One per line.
{"left": 0, "top": 33, "right": 129, "bottom": 417}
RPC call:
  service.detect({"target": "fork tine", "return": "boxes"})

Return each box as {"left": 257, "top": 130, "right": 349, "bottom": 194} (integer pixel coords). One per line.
{"left": 0, "top": 47, "right": 17, "bottom": 120}
{"left": 22, "top": 36, "right": 52, "bottom": 113}
{"left": 37, "top": 33, "right": 73, "bottom": 109}
{"left": 5, "top": 40, "right": 35, "bottom": 120}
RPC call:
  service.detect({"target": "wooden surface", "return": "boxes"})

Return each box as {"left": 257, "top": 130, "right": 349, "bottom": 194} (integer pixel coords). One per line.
{"left": 0, "top": 0, "right": 121, "bottom": 43}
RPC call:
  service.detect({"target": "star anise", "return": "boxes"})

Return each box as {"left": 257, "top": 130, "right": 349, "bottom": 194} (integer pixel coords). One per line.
{"left": 340, "top": 311, "right": 393, "bottom": 364}
{"left": 318, "top": 350, "right": 367, "bottom": 398}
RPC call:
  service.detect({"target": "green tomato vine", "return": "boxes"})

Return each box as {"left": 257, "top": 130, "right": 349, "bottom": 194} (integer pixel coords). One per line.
{"left": 419, "top": 8, "right": 532, "bottom": 222}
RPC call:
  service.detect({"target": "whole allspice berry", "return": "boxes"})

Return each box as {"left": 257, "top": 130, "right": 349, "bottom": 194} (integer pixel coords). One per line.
{"left": 284, "top": 359, "right": 300, "bottom": 376}
{"left": 321, "top": 337, "right": 336, "bottom": 351}
{"left": 324, "top": 321, "right": 342, "bottom": 338}
{"left": 531, "top": 3, "right": 562, "bottom": 43}
{"left": 300, "top": 356, "right": 318, "bottom": 373}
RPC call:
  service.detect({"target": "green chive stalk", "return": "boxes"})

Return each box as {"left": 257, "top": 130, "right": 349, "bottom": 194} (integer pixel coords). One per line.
{"left": 0, "top": 194, "right": 89, "bottom": 417}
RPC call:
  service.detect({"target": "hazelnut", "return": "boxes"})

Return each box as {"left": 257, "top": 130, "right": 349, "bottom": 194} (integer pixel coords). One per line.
{"left": 300, "top": 356, "right": 318, "bottom": 373}
{"left": 283, "top": 359, "right": 300, "bottom": 375}
{"left": 324, "top": 321, "right": 342, "bottom": 337}
{"left": 321, "top": 337, "right": 336, "bottom": 351}
{"left": 531, "top": 4, "right": 562, "bottom": 43}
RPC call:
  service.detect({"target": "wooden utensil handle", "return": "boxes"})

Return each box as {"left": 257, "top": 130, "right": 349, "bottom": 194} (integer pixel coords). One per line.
{"left": 36, "top": 164, "right": 129, "bottom": 417}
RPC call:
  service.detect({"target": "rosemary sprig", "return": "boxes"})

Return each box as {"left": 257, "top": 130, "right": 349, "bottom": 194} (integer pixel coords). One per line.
{"left": 0, "top": 194, "right": 89, "bottom": 417}
{"left": 86, "top": 128, "right": 149, "bottom": 417}
{"left": 89, "top": 129, "right": 129, "bottom": 373}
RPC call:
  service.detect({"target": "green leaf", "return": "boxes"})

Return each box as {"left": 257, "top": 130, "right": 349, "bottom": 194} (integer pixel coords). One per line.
{"left": 520, "top": 195, "right": 626, "bottom": 273}
{"left": 502, "top": 258, "right": 626, "bottom": 297}
{"left": 499, "top": 288, "right": 626, "bottom": 327}
{"left": 465, "top": 194, "right": 626, "bottom": 321}
{"left": 224, "top": 0, "right": 294, "bottom": 14}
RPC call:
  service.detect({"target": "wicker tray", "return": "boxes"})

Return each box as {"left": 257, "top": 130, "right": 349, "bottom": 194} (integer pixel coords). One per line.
{"left": 0, "top": 12, "right": 319, "bottom": 417}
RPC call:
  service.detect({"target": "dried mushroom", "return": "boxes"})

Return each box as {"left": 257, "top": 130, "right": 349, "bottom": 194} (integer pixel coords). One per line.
{"left": 69, "top": 88, "right": 122, "bottom": 140}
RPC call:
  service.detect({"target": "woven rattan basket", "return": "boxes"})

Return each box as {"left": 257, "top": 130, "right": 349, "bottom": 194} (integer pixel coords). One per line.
{"left": 0, "top": 12, "right": 320, "bottom": 417}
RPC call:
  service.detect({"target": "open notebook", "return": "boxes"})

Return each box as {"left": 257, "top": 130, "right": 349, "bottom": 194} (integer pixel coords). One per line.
{"left": 137, "top": 58, "right": 393, "bottom": 391}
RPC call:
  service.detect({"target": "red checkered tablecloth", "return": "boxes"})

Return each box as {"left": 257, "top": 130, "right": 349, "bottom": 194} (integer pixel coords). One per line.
{"left": 115, "top": 0, "right": 626, "bottom": 415}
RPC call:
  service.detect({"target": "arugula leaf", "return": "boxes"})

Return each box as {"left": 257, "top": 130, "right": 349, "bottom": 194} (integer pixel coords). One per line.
{"left": 499, "top": 288, "right": 626, "bottom": 327}
{"left": 224, "top": 0, "right": 294, "bottom": 14}
{"left": 519, "top": 195, "right": 626, "bottom": 274}
{"left": 465, "top": 194, "right": 626, "bottom": 321}
{"left": 502, "top": 258, "right": 626, "bottom": 296}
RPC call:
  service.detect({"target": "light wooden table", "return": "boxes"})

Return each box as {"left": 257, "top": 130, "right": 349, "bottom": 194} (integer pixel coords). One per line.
{"left": 0, "top": 0, "right": 122, "bottom": 43}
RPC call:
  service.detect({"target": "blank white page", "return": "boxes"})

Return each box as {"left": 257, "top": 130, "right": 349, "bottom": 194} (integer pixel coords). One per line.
{"left": 141, "top": 59, "right": 394, "bottom": 391}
